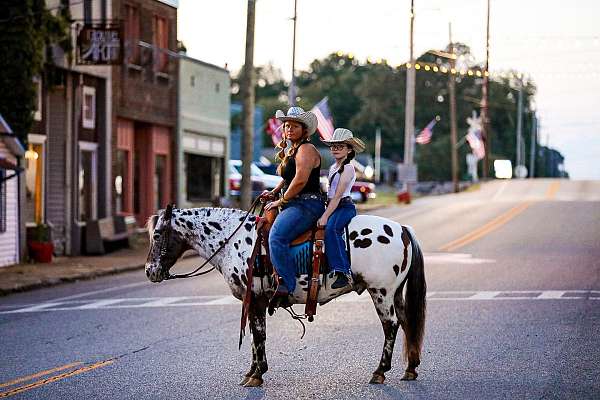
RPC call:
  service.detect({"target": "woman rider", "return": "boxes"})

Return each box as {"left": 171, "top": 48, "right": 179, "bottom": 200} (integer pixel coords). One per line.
{"left": 263, "top": 107, "right": 325, "bottom": 305}
{"left": 318, "top": 128, "right": 366, "bottom": 290}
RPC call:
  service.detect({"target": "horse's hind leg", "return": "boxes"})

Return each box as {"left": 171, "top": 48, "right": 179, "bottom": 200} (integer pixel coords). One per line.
{"left": 240, "top": 296, "right": 269, "bottom": 387}
{"left": 393, "top": 284, "right": 419, "bottom": 380}
{"left": 368, "top": 287, "right": 400, "bottom": 384}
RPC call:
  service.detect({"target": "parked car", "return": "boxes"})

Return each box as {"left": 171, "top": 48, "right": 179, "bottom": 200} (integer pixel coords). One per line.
{"left": 228, "top": 162, "right": 265, "bottom": 199}
{"left": 320, "top": 171, "right": 376, "bottom": 203}
{"left": 229, "top": 160, "right": 282, "bottom": 191}
{"left": 351, "top": 181, "right": 377, "bottom": 203}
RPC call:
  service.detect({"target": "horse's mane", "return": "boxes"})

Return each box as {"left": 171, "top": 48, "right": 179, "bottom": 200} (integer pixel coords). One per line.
{"left": 146, "top": 214, "right": 159, "bottom": 240}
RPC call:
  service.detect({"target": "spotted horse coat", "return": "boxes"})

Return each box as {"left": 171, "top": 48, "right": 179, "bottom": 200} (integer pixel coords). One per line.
{"left": 145, "top": 207, "right": 426, "bottom": 387}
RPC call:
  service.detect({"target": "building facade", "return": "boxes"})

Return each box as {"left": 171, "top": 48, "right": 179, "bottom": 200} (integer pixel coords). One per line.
{"left": 24, "top": 0, "right": 113, "bottom": 256}
{"left": 178, "top": 57, "right": 230, "bottom": 207}
{"left": 111, "top": 0, "right": 178, "bottom": 225}
{"left": 0, "top": 116, "right": 25, "bottom": 267}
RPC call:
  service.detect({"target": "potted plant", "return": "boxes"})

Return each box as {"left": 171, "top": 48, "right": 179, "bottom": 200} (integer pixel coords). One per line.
{"left": 27, "top": 223, "right": 54, "bottom": 263}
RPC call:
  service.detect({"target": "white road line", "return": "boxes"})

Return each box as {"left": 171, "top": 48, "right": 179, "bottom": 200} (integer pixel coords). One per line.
{"left": 492, "top": 180, "right": 509, "bottom": 201}
{"left": 2, "top": 290, "right": 600, "bottom": 314}
{"left": 48, "top": 281, "right": 150, "bottom": 302}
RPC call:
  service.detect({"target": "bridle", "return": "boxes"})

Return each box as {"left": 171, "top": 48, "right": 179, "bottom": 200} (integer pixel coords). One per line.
{"left": 153, "top": 199, "right": 262, "bottom": 280}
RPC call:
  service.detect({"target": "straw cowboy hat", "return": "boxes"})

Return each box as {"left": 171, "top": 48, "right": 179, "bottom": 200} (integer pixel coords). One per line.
{"left": 321, "top": 128, "right": 366, "bottom": 153}
{"left": 275, "top": 107, "right": 318, "bottom": 136}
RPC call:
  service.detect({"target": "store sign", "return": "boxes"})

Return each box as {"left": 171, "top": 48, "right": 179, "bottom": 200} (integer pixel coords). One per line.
{"left": 77, "top": 24, "right": 122, "bottom": 65}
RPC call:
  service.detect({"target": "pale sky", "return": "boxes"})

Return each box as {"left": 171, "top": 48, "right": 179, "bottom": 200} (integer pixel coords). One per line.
{"left": 178, "top": 0, "right": 600, "bottom": 180}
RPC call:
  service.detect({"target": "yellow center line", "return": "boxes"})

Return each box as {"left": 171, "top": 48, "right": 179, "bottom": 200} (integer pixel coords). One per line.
{"left": 0, "top": 359, "right": 114, "bottom": 398}
{"left": 438, "top": 201, "right": 534, "bottom": 252}
{"left": 0, "top": 362, "right": 83, "bottom": 388}
{"left": 545, "top": 181, "right": 560, "bottom": 199}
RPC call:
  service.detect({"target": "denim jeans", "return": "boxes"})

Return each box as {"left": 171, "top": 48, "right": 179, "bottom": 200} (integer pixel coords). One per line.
{"left": 324, "top": 200, "right": 356, "bottom": 274}
{"left": 269, "top": 198, "right": 325, "bottom": 292}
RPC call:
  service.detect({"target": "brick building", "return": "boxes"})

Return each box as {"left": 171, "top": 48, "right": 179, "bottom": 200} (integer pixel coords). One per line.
{"left": 112, "top": 0, "right": 178, "bottom": 225}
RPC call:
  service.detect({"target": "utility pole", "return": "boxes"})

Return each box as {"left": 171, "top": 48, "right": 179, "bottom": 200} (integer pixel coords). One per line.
{"left": 403, "top": 0, "right": 416, "bottom": 188}
{"left": 529, "top": 114, "right": 537, "bottom": 178}
{"left": 448, "top": 23, "right": 459, "bottom": 193}
{"left": 375, "top": 127, "right": 381, "bottom": 183}
{"left": 481, "top": 0, "right": 491, "bottom": 178}
{"left": 241, "top": 0, "right": 256, "bottom": 209}
{"left": 288, "top": 0, "right": 298, "bottom": 106}
{"left": 515, "top": 78, "right": 524, "bottom": 176}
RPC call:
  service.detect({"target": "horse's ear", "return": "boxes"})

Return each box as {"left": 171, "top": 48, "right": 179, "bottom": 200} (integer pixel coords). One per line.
{"left": 165, "top": 203, "right": 173, "bottom": 220}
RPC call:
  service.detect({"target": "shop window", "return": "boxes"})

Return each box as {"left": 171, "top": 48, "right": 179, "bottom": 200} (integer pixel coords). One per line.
{"left": 154, "top": 155, "right": 167, "bottom": 211}
{"left": 78, "top": 142, "right": 98, "bottom": 221}
{"left": 115, "top": 149, "right": 129, "bottom": 214}
{"left": 153, "top": 15, "right": 169, "bottom": 73}
{"left": 125, "top": 4, "right": 140, "bottom": 64}
{"left": 0, "top": 170, "right": 6, "bottom": 233}
{"left": 185, "top": 153, "right": 224, "bottom": 202}
{"left": 25, "top": 135, "right": 45, "bottom": 225}
{"left": 82, "top": 86, "right": 96, "bottom": 129}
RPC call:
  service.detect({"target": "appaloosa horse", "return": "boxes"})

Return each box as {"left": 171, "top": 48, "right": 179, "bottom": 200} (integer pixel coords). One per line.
{"left": 145, "top": 206, "right": 426, "bottom": 387}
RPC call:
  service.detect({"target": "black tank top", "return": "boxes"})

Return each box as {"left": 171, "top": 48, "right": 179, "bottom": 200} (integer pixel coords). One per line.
{"left": 280, "top": 142, "right": 322, "bottom": 195}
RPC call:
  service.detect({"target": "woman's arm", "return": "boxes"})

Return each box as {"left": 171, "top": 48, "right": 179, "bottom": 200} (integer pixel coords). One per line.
{"left": 318, "top": 165, "right": 354, "bottom": 226}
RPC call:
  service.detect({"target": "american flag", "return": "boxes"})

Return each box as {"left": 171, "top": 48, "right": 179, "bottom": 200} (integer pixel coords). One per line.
{"left": 266, "top": 117, "right": 283, "bottom": 145}
{"left": 311, "top": 97, "right": 334, "bottom": 140}
{"left": 415, "top": 118, "right": 438, "bottom": 145}
{"left": 466, "top": 129, "right": 486, "bottom": 160}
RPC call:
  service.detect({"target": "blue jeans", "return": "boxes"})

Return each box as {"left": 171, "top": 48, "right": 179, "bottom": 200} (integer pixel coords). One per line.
{"left": 324, "top": 200, "right": 356, "bottom": 274}
{"left": 269, "top": 198, "right": 325, "bottom": 292}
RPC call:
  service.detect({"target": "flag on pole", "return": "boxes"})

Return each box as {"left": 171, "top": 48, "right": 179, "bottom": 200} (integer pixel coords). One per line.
{"left": 415, "top": 118, "right": 438, "bottom": 145}
{"left": 265, "top": 117, "right": 283, "bottom": 146}
{"left": 311, "top": 97, "right": 334, "bottom": 140}
{"left": 466, "top": 129, "right": 485, "bottom": 159}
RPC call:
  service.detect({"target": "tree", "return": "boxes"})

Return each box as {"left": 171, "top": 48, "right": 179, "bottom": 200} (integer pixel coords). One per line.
{"left": 0, "top": 0, "right": 71, "bottom": 144}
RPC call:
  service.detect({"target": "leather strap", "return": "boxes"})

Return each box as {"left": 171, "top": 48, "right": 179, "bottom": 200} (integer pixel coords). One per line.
{"left": 239, "top": 229, "right": 262, "bottom": 349}
{"left": 305, "top": 227, "right": 325, "bottom": 321}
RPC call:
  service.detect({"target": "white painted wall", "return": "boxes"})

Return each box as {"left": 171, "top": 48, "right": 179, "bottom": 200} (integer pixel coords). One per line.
{"left": 0, "top": 142, "right": 19, "bottom": 268}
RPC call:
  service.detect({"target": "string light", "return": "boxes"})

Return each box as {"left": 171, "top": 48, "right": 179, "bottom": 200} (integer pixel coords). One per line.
{"left": 415, "top": 63, "right": 421, "bottom": 70}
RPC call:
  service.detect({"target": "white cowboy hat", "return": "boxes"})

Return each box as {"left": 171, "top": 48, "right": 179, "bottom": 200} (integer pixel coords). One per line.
{"left": 321, "top": 128, "right": 366, "bottom": 153}
{"left": 275, "top": 107, "right": 318, "bottom": 136}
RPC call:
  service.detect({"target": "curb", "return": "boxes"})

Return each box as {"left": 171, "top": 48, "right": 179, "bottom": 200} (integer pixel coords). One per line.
{"left": 0, "top": 263, "right": 145, "bottom": 297}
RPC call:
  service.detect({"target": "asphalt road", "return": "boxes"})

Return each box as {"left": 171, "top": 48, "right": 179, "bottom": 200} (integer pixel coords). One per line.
{"left": 1, "top": 179, "right": 599, "bottom": 399}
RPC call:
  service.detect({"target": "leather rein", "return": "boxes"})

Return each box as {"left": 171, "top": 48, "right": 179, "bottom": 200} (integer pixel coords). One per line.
{"left": 156, "top": 198, "right": 262, "bottom": 280}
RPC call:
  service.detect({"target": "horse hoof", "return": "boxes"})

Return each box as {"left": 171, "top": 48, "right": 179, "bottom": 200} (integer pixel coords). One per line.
{"left": 401, "top": 370, "right": 418, "bottom": 381}
{"left": 239, "top": 376, "right": 250, "bottom": 386}
{"left": 243, "top": 377, "right": 263, "bottom": 387}
{"left": 369, "top": 373, "right": 385, "bottom": 384}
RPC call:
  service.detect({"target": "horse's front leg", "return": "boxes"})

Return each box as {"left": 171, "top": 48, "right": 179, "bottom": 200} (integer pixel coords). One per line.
{"left": 241, "top": 295, "right": 269, "bottom": 387}
{"left": 368, "top": 287, "right": 400, "bottom": 384}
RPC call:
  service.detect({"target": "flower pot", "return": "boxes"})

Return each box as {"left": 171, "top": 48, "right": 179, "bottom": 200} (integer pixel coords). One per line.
{"left": 28, "top": 241, "right": 54, "bottom": 263}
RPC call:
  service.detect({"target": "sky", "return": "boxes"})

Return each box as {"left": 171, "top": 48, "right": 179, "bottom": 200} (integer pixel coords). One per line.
{"left": 178, "top": 0, "right": 600, "bottom": 180}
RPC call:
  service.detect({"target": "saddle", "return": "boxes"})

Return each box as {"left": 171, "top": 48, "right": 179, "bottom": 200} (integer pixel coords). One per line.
{"left": 258, "top": 208, "right": 324, "bottom": 320}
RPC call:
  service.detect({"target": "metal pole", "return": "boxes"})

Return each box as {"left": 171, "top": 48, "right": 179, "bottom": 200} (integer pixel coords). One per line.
{"left": 516, "top": 79, "right": 523, "bottom": 174}
{"left": 529, "top": 114, "right": 537, "bottom": 178}
{"left": 403, "top": 0, "right": 415, "bottom": 186}
{"left": 481, "top": 0, "right": 490, "bottom": 178}
{"left": 375, "top": 126, "right": 381, "bottom": 183}
{"left": 241, "top": 0, "right": 256, "bottom": 209}
{"left": 289, "top": 0, "right": 298, "bottom": 106}
{"left": 448, "top": 23, "right": 459, "bottom": 193}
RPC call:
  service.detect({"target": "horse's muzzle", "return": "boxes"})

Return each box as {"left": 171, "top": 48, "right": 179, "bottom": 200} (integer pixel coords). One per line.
{"left": 145, "top": 263, "right": 164, "bottom": 283}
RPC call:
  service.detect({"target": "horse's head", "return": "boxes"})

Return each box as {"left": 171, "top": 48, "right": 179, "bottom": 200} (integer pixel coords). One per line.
{"left": 145, "top": 204, "right": 190, "bottom": 282}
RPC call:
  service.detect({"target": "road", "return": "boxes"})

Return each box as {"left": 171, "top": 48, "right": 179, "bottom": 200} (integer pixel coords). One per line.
{"left": 1, "top": 179, "right": 599, "bottom": 399}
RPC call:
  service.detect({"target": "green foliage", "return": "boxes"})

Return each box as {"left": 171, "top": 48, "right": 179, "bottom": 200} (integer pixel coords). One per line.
{"left": 0, "top": 0, "right": 71, "bottom": 144}
{"left": 234, "top": 44, "right": 564, "bottom": 180}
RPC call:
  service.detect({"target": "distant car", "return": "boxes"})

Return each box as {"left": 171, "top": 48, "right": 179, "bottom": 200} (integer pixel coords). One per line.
{"left": 228, "top": 162, "right": 265, "bottom": 199}
{"left": 254, "top": 162, "right": 278, "bottom": 176}
{"left": 229, "top": 160, "right": 282, "bottom": 191}
{"left": 320, "top": 171, "right": 376, "bottom": 203}
{"left": 351, "top": 181, "right": 376, "bottom": 203}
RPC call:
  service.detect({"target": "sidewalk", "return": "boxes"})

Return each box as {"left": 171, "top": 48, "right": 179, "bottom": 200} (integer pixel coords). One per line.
{"left": 0, "top": 247, "right": 148, "bottom": 296}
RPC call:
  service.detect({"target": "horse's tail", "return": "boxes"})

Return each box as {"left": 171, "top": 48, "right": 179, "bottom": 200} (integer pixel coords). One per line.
{"left": 403, "top": 226, "right": 426, "bottom": 362}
